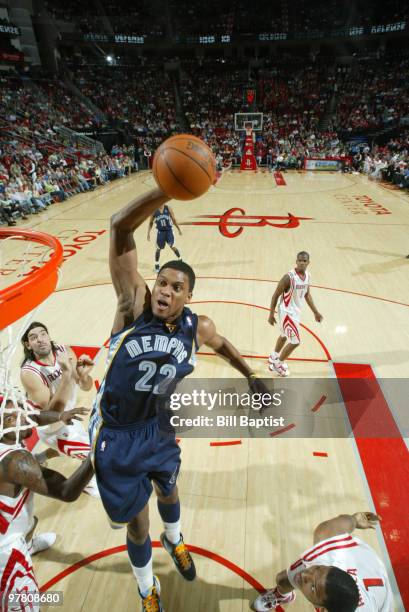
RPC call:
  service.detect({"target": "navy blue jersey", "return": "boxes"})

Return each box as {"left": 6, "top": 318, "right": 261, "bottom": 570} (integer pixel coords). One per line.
{"left": 154, "top": 206, "right": 172, "bottom": 231}
{"left": 91, "top": 307, "right": 198, "bottom": 428}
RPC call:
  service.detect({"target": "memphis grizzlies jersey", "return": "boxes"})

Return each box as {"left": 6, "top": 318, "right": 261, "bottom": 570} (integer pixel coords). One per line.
{"left": 154, "top": 206, "right": 172, "bottom": 231}
{"left": 90, "top": 307, "right": 198, "bottom": 431}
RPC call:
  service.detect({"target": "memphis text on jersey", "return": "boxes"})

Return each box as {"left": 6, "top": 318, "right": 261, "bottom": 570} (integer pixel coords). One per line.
{"left": 125, "top": 334, "right": 188, "bottom": 364}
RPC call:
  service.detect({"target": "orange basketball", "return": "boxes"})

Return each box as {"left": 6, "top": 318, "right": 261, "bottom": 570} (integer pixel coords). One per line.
{"left": 152, "top": 134, "right": 216, "bottom": 201}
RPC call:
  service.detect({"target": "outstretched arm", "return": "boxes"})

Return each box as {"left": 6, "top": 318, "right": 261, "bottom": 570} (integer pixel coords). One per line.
{"left": 268, "top": 275, "right": 290, "bottom": 325}
{"left": 313, "top": 512, "right": 380, "bottom": 544}
{"left": 0, "top": 450, "right": 94, "bottom": 502}
{"left": 196, "top": 315, "right": 254, "bottom": 378}
{"left": 110, "top": 188, "right": 170, "bottom": 333}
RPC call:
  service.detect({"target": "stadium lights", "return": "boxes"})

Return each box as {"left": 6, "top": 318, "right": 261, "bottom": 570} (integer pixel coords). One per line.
{"left": 106, "top": 55, "right": 113, "bottom": 63}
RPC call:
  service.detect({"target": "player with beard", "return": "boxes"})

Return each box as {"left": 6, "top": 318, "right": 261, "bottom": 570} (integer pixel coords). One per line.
{"left": 20, "top": 322, "right": 99, "bottom": 497}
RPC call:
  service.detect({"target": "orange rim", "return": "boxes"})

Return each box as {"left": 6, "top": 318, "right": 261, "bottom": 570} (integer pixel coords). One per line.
{"left": 0, "top": 229, "right": 63, "bottom": 329}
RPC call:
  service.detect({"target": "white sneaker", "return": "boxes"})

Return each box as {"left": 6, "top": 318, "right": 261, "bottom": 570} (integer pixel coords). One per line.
{"left": 29, "top": 532, "right": 56, "bottom": 555}
{"left": 268, "top": 352, "right": 279, "bottom": 364}
{"left": 252, "top": 588, "right": 296, "bottom": 611}
{"left": 84, "top": 475, "right": 100, "bottom": 498}
{"left": 269, "top": 360, "right": 290, "bottom": 377}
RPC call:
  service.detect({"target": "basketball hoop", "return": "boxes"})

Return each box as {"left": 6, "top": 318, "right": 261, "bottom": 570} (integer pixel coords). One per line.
{"left": 0, "top": 229, "right": 63, "bottom": 445}
{"left": 0, "top": 228, "right": 63, "bottom": 329}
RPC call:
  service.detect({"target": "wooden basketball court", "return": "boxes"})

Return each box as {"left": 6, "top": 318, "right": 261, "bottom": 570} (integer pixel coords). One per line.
{"left": 6, "top": 169, "right": 408, "bottom": 611}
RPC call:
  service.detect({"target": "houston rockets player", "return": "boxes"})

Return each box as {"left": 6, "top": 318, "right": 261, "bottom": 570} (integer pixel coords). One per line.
{"left": 252, "top": 511, "right": 393, "bottom": 611}
{"left": 89, "top": 186, "right": 268, "bottom": 611}
{"left": 20, "top": 322, "right": 99, "bottom": 497}
{"left": 147, "top": 204, "right": 182, "bottom": 272}
{"left": 0, "top": 379, "right": 92, "bottom": 610}
{"left": 268, "top": 252, "right": 323, "bottom": 376}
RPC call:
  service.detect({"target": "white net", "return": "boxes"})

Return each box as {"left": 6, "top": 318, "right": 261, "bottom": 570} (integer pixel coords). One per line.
{"left": 0, "top": 312, "right": 41, "bottom": 447}
{"left": 0, "top": 232, "right": 62, "bottom": 446}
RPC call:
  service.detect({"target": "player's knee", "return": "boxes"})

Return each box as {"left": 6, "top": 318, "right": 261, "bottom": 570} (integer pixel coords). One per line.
{"left": 127, "top": 517, "right": 150, "bottom": 544}
{"left": 155, "top": 485, "right": 179, "bottom": 504}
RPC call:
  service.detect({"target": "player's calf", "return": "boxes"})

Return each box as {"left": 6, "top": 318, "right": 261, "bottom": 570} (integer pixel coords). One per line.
{"left": 156, "top": 489, "right": 196, "bottom": 581}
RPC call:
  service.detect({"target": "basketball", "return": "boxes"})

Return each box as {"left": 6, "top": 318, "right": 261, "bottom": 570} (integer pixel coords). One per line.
{"left": 152, "top": 134, "right": 216, "bottom": 201}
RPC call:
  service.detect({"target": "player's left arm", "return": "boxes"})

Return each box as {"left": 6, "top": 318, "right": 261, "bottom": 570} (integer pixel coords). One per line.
{"left": 66, "top": 346, "right": 94, "bottom": 392}
{"left": 305, "top": 288, "right": 323, "bottom": 322}
{"left": 0, "top": 450, "right": 94, "bottom": 502}
{"left": 313, "top": 512, "right": 380, "bottom": 544}
{"left": 169, "top": 207, "right": 182, "bottom": 235}
{"left": 196, "top": 316, "right": 269, "bottom": 397}
{"left": 197, "top": 315, "right": 254, "bottom": 378}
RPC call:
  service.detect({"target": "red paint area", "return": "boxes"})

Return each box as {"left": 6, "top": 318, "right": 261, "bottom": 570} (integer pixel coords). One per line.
{"left": 70, "top": 345, "right": 101, "bottom": 361}
{"left": 334, "top": 362, "right": 409, "bottom": 609}
{"left": 313, "top": 452, "right": 328, "bottom": 457}
{"left": 274, "top": 172, "right": 287, "bottom": 186}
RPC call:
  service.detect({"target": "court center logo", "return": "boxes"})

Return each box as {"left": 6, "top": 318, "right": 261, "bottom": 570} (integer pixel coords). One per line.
{"left": 182, "top": 207, "right": 313, "bottom": 238}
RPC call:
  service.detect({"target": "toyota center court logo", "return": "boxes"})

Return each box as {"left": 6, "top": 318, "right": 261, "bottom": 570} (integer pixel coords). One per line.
{"left": 181, "top": 208, "right": 313, "bottom": 238}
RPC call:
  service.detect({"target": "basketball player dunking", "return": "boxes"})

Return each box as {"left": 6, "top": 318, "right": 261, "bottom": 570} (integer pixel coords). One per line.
{"left": 20, "top": 323, "right": 99, "bottom": 497}
{"left": 89, "top": 187, "right": 267, "bottom": 611}
{"left": 147, "top": 204, "right": 182, "bottom": 272}
{"left": 268, "top": 252, "right": 323, "bottom": 376}
{"left": 252, "top": 511, "right": 393, "bottom": 611}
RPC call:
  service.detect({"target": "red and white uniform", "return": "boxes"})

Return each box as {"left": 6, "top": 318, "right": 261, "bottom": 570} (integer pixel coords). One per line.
{"left": 0, "top": 444, "right": 39, "bottom": 611}
{"left": 278, "top": 269, "right": 310, "bottom": 345}
{"left": 21, "top": 345, "right": 91, "bottom": 460}
{"left": 287, "top": 533, "right": 393, "bottom": 611}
